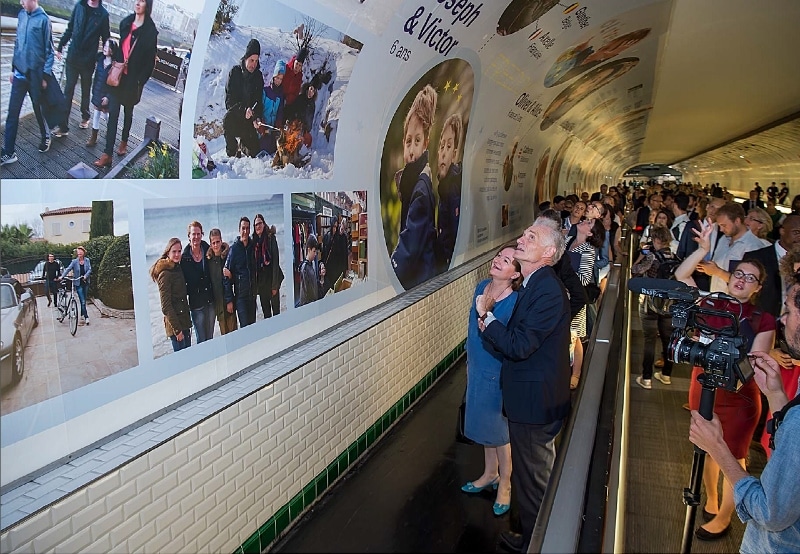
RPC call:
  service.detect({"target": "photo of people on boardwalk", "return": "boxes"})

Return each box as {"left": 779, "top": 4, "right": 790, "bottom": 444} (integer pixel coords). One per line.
{"left": 192, "top": 0, "right": 361, "bottom": 179}
{"left": 290, "top": 192, "right": 367, "bottom": 308}
{"left": 0, "top": 200, "right": 136, "bottom": 416}
{"left": 0, "top": 0, "right": 201, "bottom": 179}
{"left": 380, "top": 59, "right": 473, "bottom": 290}
{"left": 143, "top": 195, "right": 286, "bottom": 359}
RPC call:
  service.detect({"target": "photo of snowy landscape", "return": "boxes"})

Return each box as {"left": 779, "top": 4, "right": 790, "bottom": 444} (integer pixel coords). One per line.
{"left": 192, "top": 0, "right": 362, "bottom": 179}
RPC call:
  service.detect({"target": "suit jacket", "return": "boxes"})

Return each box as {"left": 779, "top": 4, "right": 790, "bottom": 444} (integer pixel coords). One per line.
{"left": 741, "top": 199, "right": 765, "bottom": 211}
{"left": 742, "top": 244, "right": 781, "bottom": 317}
{"left": 676, "top": 218, "right": 701, "bottom": 260}
{"left": 481, "top": 266, "right": 571, "bottom": 425}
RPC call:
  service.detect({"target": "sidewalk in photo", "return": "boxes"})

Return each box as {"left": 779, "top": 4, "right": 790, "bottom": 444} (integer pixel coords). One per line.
{"left": 0, "top": 294, "right": 138, "bottom": 416}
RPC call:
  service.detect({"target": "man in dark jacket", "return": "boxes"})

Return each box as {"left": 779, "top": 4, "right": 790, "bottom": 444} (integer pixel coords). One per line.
{"left": 1, "top": 0, "right": 54, "bottom": 165}
{"left": 56, "top": 0, "right": 110, "bottom": 133}
{"left": 225, "top": 217, "right": 257, "bottom": 327}
{"left": 223, "top": 39, "right": 264, "bottom": 158}
{"left": 742, "top": 214, "right": 800, "bottom": 318}
{"left": 478, "top": 222, "right": 571, "bottom": 553}
{"left": 44, "top": 253, "right": 62, "bottom": 307}
{"left": 536, "top": 210, "right": 587, "bottom": 320}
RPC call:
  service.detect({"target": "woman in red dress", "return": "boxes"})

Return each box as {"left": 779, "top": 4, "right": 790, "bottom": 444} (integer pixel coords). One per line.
{"left": 674, "top": 222, "right": 775, "bottom": 541}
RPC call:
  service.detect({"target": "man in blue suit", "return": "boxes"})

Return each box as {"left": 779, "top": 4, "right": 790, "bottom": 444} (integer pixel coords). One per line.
{"left": 477, "top": 222, "right": 571, "bottom": 552}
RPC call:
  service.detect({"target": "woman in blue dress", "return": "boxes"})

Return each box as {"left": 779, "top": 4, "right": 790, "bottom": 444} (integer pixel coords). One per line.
{"left": 462, "top": 246, "right": 523, "bottom": 516}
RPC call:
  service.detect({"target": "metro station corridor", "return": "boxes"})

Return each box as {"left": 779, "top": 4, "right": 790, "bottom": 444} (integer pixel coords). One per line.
{"left": 2, "top": 1, "right": 799, "bottom": 552}
{"left": 271, "top": 269, "right": 767, "bottom": 553}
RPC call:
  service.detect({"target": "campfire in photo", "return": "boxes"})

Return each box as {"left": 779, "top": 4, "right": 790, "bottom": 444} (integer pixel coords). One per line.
{"left": 273, "top": 120, "right": 306, "bottom": 168}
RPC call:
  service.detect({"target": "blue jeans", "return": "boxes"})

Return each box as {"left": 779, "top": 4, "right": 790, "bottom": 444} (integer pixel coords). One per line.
{"left": 62, "top": 60, "right": 94, "bottom": 126}
{"left": 3, "top": 75, "right": 48, "bottom": 155}
{"left": 191, "top": 303, "right": 216, "bottom": 343}
{"left": 235, "top": 294, "right": 256, "bottom": 327}
{"left": 75, "top": 281, "right": 89, "bottom": 319}
{"left": 170, "top": 329, "right": 192, "bottom": 352}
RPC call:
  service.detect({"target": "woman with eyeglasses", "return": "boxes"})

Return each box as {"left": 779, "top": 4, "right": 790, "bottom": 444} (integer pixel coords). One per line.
{"left": 674, "top": 222, "right": 776, "bottom": 542}
{"left": 744, "top": 207, "right": 774, "bottom": 244}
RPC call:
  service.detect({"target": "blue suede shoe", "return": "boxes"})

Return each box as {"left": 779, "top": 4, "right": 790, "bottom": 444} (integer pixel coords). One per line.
{"left": 461, "top": 476, "right": 499, "bottom": 493}
{"left": 493, "top": 502, "right": 510, "bottom": 516}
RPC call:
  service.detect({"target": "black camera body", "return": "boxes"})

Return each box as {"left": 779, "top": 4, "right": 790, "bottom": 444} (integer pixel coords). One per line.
{"left": 666, "top": 299, "right": 754, "bottom": 392}
{"left": 629, "top": 278, "right": 753, "bottom": 392}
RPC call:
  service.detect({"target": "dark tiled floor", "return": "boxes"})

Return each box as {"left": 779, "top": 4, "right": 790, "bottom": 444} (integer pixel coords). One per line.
{"left": 272, "top": 318, "right": 767, "bottom": 553}
{"left": 272, "top": 361, "right": 513, "bottom": 553}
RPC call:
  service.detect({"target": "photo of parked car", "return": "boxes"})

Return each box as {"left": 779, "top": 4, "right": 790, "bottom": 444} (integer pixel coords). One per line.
{"left": 0, "top": 277, "right": 38, "bottom": 389}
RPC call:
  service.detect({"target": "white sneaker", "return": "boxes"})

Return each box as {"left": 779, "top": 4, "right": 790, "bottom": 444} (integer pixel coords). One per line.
{"left": 654, "top": 371, "right": 671, "bottom": 385}
{"left": 636, "top": 376, "right": 652, "bottom": 390}
{"left": 0, "top": 152, "right": 18, "bottom": 166}
{"left": 84, "top": 317, "right": 89, "bottom": 325}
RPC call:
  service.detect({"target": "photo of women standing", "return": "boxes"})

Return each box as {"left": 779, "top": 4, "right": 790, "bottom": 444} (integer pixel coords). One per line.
{"left": 94, "top": 0, "right": 158, "bottom": 168}
{"left": 150, "top": 238, "right": 192, "bottom": 352}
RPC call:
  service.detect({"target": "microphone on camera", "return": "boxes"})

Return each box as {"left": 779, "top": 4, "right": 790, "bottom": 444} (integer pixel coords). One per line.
{"left": 628, "top": 277, "right": 700, "bottom": 302}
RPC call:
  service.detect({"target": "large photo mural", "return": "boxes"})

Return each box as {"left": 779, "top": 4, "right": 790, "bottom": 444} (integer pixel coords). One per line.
{"left": 191, "top": 0, "right": 360, "bottom": 179}
{"left": 1, "top": 0, "right": 671, "bottom": 485}
{"left": 379, "top": 59, "right": 474, "bottom": 290}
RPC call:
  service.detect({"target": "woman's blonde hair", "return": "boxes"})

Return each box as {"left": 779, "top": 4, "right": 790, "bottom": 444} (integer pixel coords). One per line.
{"left": 149, "top": 238, "right": 181, "bottom": 281}
{"left": 747, "top": 207, "right": 773, "bottom": 238}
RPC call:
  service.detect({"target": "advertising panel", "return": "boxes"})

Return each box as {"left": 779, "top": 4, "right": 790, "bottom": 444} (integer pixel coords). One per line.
{"left": 0, "top": 0, "right": 670, "bottom": 485}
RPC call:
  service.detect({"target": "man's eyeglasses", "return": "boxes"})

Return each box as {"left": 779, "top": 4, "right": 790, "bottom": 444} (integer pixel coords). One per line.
{"left": 731, "top": 269, "right": 761, "bottom": 284}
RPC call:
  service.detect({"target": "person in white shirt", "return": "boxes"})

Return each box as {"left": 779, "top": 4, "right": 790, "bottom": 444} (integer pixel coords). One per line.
{"left": 698, "top": 202, "right": 767, "bottom": 292}
{"left": 669, "top": 194, "right": 692, "bottom": 254}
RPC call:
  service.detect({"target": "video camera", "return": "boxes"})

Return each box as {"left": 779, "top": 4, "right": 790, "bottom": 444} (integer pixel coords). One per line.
{"left": 629, "top": 278, "right": 754, "bottom": 392}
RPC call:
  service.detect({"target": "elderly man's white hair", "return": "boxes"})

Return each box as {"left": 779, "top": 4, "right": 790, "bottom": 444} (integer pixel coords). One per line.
{"left": 530, "top": 221, "right": 566, "bottom": 265}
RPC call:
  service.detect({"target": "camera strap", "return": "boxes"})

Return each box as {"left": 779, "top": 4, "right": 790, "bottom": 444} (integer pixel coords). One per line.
{"left": 766, "top": 393, "right": 800, "bottom": 451}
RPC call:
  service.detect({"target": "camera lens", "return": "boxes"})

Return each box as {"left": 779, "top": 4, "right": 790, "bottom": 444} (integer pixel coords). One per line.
{"left": 669, "top": 335, "right": 707, "bottom": 367}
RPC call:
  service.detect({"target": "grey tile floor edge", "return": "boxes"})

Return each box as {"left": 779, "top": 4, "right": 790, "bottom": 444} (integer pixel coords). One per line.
{"left": 253, "top": 295, "right": 770, "bottom": 554}
{"left": 0, "top": 250, "right": 494, "bottom": 533}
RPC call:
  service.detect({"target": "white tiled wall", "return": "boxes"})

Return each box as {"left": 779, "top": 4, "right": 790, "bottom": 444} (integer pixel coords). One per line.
{"left": 1, "top": 266, "right": 487, "bottom": 554}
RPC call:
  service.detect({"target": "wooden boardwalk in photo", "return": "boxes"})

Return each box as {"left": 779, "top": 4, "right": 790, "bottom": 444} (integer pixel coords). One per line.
{"left": 0, "top": 78, "right": 184, "bottom": 180}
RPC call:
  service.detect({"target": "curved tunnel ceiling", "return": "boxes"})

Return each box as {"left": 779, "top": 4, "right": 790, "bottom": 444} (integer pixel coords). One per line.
{"left": 478, "top": 0, "right": 800, "bottom": 193}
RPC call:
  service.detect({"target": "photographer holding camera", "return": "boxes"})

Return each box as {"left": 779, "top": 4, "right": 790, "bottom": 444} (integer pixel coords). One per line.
{"left": 631, "top": 224, "right": 677, "bottom": 389}
{"left": 674, "top": 222, "right": 776, "bottom": 541}
{"left": 689, "top": 280, "right": 800, "bottom": 552}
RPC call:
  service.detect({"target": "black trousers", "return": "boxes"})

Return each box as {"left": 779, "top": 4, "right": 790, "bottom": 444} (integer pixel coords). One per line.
{"left": 508, "top": 419, "right": 562, "bottom": 548}
{"left": 63, "top": 60, "right": 94, "bottom": 125}
{"left": 640, "top": 309, "right": 674, "bottom": 379}
{"left": 223, "top": 109, "right": 260, "bottom": 157}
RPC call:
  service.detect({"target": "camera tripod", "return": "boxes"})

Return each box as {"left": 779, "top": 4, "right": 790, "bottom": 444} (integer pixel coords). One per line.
{"left": 680, "top": 373, "right": 716, "bottom": 553}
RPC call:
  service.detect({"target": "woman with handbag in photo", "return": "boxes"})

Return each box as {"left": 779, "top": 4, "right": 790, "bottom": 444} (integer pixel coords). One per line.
{"left": 461, "top": 246, "right": 523, "bottom": 517}
{"left": 94, "top": 0, "right": 158, "bottom": 168}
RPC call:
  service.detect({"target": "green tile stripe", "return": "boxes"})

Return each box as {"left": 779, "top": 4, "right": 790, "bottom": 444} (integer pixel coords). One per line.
{"left": 235, "top": 340, "right": 466, "bottom": 554}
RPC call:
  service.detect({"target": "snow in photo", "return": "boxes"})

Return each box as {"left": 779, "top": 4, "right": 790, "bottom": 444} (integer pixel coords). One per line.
{"left": 192, "top": 0, "right": 362, "bottom": 179}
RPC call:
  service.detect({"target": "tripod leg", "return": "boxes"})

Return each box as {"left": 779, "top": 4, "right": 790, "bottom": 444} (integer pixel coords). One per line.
{"left": 680, "top": 377, "right": 716, "bottom": 554}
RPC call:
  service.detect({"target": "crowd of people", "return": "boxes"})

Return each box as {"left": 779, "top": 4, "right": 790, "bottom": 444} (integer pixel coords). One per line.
{"left": 149, "top": 216, "right": 283, "bottom": 352}
{"left": 460, "top": 180, "right": 798, "bottom": 553}
{"left": 1, "top": 0, "right": 160, "bottom": 170}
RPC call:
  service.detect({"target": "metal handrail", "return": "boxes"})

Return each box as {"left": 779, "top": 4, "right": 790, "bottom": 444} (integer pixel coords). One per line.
{"left": 531, "top": 231, "right": 632, "bottom": 553}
